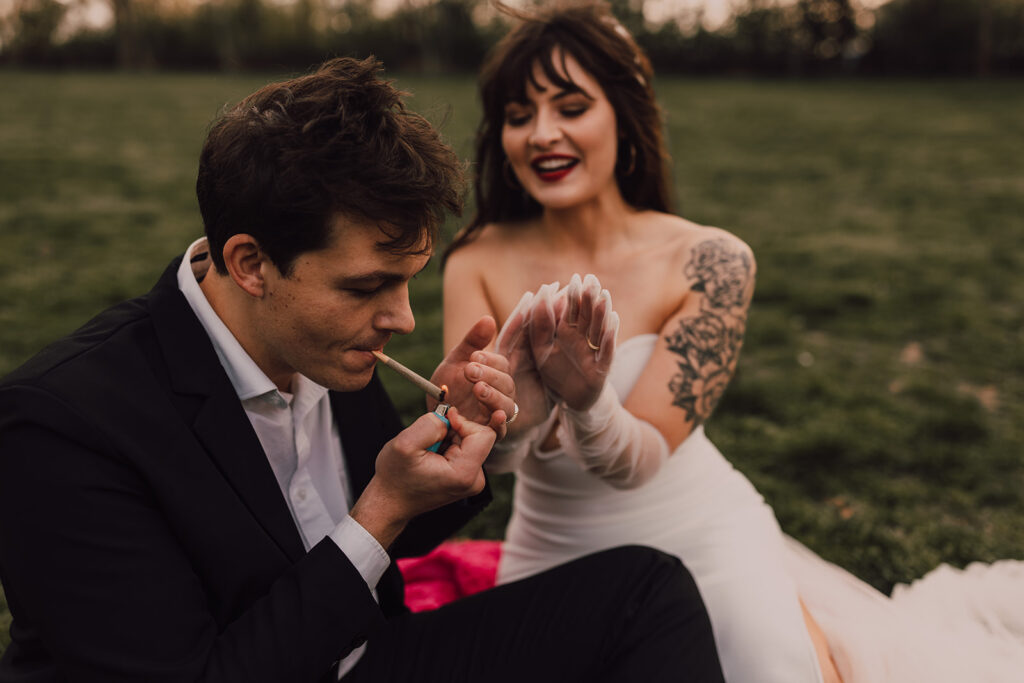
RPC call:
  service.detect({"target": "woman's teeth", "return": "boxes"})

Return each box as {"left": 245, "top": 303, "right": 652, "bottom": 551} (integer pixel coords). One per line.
{"left": 534, "top": 158, "right": 577, "bottom": 171}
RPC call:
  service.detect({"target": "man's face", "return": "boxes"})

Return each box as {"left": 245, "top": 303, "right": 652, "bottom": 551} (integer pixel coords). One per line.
{"left": 252, "top": 216, "right": 429, "bottom": 392}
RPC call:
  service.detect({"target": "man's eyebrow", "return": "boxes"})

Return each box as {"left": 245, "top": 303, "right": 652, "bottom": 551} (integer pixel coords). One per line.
{"left": 337, "top": 262, "right": 429, "bottom": 286}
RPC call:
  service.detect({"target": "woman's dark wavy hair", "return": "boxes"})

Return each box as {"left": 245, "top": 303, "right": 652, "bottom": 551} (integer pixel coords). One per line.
{"left": 197, "top": 56, "right": 464, "bottom": 276}
{"left": 443, "top": 0, "right": 671, "bottom": 265}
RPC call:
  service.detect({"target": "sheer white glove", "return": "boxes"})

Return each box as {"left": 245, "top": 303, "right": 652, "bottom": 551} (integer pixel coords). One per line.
{"left": 488, "top": 273, "right": 623, "bottom": 474}
{"left": 528, "top": 274, "right": 619, "bottom": 411}
{"left": 557, "top": 382, "right": 671, "bottom": 490}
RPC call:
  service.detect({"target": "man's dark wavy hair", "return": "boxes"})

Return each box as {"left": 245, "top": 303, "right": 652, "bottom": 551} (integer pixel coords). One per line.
{"left": 443, "top": 0, "right": 671, "bottom": 265}
{"left": 197, "top": 56, "right": 464, "bottom": 275}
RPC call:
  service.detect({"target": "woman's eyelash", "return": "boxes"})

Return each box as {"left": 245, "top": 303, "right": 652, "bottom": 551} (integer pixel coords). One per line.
{"left": 504, "top": 101, "right": 588, "bottom": 126}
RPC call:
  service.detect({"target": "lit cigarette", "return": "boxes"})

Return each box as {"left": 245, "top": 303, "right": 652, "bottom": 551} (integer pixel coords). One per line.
{"left": 371, "top": 350, "right": 447, "bottom": 403}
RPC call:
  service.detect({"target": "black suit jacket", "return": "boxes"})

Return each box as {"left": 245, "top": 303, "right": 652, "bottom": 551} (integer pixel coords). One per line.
{"left": 0, "top": 258, "right": 489, "bottom": 682}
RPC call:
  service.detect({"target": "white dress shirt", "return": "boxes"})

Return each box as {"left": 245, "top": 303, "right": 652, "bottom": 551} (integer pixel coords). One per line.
{"left": 177, "top": 238, "right": 388, "bottom": 677}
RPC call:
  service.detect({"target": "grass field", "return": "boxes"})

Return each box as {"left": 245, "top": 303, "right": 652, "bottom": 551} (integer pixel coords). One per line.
{"left": 0, "top": 69, "right": 1022, "bottom": 653}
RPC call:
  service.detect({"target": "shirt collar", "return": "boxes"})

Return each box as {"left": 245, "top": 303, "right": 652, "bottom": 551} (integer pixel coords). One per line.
{"left": 291, "top": 373, "right": 330, "bottom": 420}
{"left": 176, "top": 237, "right": 288, "bottom": 402}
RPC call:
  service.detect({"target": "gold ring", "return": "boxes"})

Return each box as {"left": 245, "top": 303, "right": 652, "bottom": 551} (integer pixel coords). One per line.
{"left": 586, "top": 337, "right": 600, "bottom": 351}
{"left": 505, "top": 402, "right": 519, "bottom": 425}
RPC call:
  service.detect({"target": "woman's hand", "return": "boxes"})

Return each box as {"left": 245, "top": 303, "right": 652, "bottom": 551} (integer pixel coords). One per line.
{"left": 528, "top": 274, "right": 619, "bottom": 411}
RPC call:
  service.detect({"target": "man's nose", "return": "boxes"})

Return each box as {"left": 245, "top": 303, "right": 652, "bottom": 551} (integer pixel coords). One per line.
{"left": 377, "top": 287, "right": 415, "bottom": 336}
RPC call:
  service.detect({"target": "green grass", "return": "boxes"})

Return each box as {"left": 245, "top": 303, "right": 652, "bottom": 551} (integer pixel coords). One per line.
{"left": 1, "top": 71, "right": 1022, "bottom": 653}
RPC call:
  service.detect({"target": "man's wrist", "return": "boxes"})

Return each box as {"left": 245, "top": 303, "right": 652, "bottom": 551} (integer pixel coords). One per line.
{"left": 348, "top": 478, "right": 410, "bottom": 551}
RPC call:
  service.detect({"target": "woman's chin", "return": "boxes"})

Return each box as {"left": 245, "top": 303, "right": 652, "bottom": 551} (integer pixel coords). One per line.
{"left": 526, "top": 180, "right": 616, "bottom": 212}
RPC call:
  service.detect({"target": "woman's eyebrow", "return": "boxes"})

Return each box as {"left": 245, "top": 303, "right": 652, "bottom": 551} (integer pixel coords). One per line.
{"left": 551, "top": 85, "right": 593, "bottom": 101}
{"left": 505, "top": 83, "right": 593, "bottom": 107}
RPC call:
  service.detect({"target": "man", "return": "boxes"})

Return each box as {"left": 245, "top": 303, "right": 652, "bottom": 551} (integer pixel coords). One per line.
{"left": 0, "top": 57, "right": 723, "bottom": 682}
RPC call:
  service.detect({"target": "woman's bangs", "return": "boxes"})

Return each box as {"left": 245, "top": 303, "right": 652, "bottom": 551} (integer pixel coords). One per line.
{"left": 535, "top": 44, "right": 586, "bottom": 96}
{"left": 495, "top": 34, "right": 584, "bottom": 106}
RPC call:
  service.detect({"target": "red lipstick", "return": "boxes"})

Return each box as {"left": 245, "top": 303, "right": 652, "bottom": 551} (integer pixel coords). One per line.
{"left": 531, "top": 154, "right": 578, "bottom": 182}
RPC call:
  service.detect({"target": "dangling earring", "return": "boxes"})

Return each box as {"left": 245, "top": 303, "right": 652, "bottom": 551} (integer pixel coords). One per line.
{"left": 502, "top": 158, "right": 520, "bottom": 189}
{"left": 622, "top": 142, "right": 637, "bottom": 176}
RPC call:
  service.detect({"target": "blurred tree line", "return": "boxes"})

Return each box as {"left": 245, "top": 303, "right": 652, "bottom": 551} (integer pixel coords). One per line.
{"left": 1, "top": 0, "right": 1022, "bottom": 75}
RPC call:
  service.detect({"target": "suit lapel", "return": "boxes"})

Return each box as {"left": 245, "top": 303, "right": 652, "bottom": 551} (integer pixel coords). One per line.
{"left": 330, "top": 370, "right": 406, "bottom": 500}
{"left": 148, "top": 258, "right": 306, "bottom": 563}
{"left": 331, "top": 390, "right": 379, "bottom": 499}
{"left": 190, "top": 390, "right": 306, "bottom": 562}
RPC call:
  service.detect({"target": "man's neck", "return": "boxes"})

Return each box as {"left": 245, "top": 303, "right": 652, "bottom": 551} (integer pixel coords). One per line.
{"left": 198, "top": 265, "right": 294, "bottom": 394}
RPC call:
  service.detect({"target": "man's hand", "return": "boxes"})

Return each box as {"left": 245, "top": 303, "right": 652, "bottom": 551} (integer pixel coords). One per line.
{"left": 350, "top": 407, "right": 494, "bottom": 549}
{"left": 495, "top": 290, "right": 553, "bottom": 438}
{"left": 429, "top": 316, "right": 516, "bottom": 440}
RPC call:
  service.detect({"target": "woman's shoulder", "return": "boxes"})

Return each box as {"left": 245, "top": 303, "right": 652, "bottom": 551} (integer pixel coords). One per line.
{"left": 652, "top": 215, "right": 758, "bottom": 313}
{"left": 638, "top": 212, "right": 755, "bottom": 264}
{"left": 443, "top": 221, "right": 537, "bottom": 283}
{"left": 448, "top": 221, "right": 535, "bottom": 258}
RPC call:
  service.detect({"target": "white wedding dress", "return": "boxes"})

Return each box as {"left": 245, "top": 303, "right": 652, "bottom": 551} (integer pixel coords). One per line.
{"left": 495, "top": 334, "right": 1024, "bottom": 683}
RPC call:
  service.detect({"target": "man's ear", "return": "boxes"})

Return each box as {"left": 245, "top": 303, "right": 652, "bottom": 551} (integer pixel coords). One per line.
{"left": 221, "top": 233, "right": 267, "bottom": 298}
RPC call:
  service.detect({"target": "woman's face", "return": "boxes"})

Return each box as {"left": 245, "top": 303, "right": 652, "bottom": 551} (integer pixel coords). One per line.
{"left": 501, "top": 49, "right": 620, "bottom": 211}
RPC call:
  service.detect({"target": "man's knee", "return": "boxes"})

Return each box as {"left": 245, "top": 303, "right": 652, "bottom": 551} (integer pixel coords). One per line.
{"left": 579, "top": 544, "right": 676, "bottom": 566}
{"left": 572, "top": 547, "right": 723, "bottom": 681}
{"left": 571, "top": 545, "right": 703, "bottom": 600}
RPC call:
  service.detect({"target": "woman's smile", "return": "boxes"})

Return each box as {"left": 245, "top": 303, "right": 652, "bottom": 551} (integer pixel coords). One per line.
{"left": 532, "top": 154, "right": 579, "bottom": 182}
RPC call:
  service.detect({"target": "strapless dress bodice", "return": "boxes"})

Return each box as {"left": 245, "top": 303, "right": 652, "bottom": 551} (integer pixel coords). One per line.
{"left": 505, "top": 333, "right": 765, "bottom": 576}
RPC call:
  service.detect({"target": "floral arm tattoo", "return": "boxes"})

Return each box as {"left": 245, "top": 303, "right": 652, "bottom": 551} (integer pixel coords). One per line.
{"left": 664, "top": 238, "right": 753, "bottom": 424}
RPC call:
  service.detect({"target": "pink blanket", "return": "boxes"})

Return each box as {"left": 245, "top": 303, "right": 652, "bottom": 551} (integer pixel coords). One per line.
{"left": 397, "top": 540, "right": 502, "bottom": 612}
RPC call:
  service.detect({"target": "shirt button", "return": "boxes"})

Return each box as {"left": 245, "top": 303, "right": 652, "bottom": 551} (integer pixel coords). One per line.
{"left": 296, "top": 488, "right": 307, "bottom": 501}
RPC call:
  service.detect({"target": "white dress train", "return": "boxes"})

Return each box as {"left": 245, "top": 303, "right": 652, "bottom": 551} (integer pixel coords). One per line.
{"left": 496, "top": 334, "right": 1024, "bottom": 683}
{"left": 786, "top": 535, "right": 1024, "bottom": 682}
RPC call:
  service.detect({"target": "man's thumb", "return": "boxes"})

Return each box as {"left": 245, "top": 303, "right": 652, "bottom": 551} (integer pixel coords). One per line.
{"left": 450, "top": 316, "right": 496, "bottom": 359}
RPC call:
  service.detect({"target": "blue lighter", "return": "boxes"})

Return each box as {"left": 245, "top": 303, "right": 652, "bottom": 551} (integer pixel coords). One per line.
{"left": 427, "top": 403, "right": 452, "bottom": 453}
{"left": 372, "top": 349, "right": 453, "bottom": 454}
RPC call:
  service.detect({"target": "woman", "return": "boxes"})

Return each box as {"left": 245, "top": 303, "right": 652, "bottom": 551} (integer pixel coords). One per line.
{"left": 443, "top": 3, "right": 832, "bottom": 682}
{"left": 442, "top": 3, "right": 1024, "bottom": 682}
